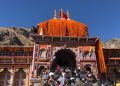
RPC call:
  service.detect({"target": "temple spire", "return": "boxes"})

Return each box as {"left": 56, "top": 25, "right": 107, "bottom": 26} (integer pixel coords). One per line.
{"left": 60, "top": 8, "right": 63, "bottom": 19}
{"left": 53, "top": 9, "right": 57, "bottom": 19}
{"left": 67, "top": 10, "right": 70, "bottom": 20}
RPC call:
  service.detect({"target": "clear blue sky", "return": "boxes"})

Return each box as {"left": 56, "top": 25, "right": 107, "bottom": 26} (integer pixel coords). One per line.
{"left": 0, "top": 0, "right": 120, "bottom": 41}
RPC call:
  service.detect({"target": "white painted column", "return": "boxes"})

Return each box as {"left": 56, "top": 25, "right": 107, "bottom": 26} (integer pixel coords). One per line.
{"left": 8, "top": 68, "right": 18, "bottom": 86}
{"left": 30, "top": 43, "right": 40, "bottom": 86}
{"left": 3, "top": 71, "right": 7, "bottom": 86}
{"left": 0, "top": 69, "right": 4, "bottom": 72}
{"left": 9, "top": 71, "right": 14, "bottom": 86}
{"left": 23, "top": 69, "right": 29, "bottom": 86}
{"left": 0, "top": 69, "right": 4, "bottom": 86}
{"left": 32, "top": 42, "right": 36, "bottom": 72}
{"left": 77, "top": 47, "right": 80, "bottom": 68}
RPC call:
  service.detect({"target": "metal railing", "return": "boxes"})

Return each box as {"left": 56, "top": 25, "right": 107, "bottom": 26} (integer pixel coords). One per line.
{"left": 0, "top": 51, "right": 33, "bottom": 56}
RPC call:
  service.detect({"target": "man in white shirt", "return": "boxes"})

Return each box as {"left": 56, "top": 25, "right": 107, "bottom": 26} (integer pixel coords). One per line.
{"left": 58, "top": 75, "right": 65, "bottom": 86}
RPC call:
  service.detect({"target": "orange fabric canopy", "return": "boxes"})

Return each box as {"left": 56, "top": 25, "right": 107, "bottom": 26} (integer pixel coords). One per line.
{"left": 95, "top": 39, "right": 106, "bottom": 74}
{"left": 37, "top": 19, "right": 88, "bottom": 37}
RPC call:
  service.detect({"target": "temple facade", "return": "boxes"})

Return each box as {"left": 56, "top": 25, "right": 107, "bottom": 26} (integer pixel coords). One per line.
{"left": 30, "top": 9, "right": 106, "bottom": 85}
{"left": 0, "top": 9, "right": 119, "bottom": 86}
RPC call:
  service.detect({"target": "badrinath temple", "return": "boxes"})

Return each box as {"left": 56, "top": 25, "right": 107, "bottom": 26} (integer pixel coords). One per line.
{"left": 0, "top": 9, "right": 120, "bottom": 86}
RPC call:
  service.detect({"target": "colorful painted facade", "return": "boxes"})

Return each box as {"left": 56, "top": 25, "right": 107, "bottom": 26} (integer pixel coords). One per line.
{"left": 0, "top": 47, "right": 33, "bottom": 86}
{"left": 0, "top": 9, "right": 119, "bottom": 86}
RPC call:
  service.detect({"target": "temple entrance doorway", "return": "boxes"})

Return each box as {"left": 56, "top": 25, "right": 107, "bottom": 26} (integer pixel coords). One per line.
{"left": 51, "top": 49, "right": 76, "bottom": 70}
{"left": 37, "top": 66, "right": 46, "bottom": 76}
{"left": 84, "top": 64, "right": 92, "bottom": 71}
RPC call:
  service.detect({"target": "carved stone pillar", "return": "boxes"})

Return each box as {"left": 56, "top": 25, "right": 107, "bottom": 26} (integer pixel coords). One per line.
{"left": 0, "top": 69, "right": 4, "bottom": 72}
{"left": 8, "top": 68, "right": 18, "bottom": 86}
{"left": 30, "top": 43, "right": 40, "bottom": 86}
{"left": 23, "top": 69, "right": 29, "bottom": 86}
{"left": 0, "top": 69, "right": 4, "bottom": 86}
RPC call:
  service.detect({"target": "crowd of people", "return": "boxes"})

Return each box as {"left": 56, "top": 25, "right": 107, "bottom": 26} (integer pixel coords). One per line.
{"left": 39, "top": 66, "right": 98, "bottom": 86}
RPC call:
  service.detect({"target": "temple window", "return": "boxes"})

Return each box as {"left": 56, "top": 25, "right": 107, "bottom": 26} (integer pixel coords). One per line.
{"left": 39, "top": 49, "right": 47, "bottom": 58}
{"left": 0, "top": 69, "right": 10, "bottom": 86}
{"left": 105, "top": 59, "right": 109, "bottom": 64}
{"left": 83, "top": 51, "right": 90, "bottom": 59}
{"left": 14, "top": 50, "right": 25, "bottom": 56}
{"left": 0, "top": 50, "right": 12, "bottom": 56}
{"left": 79, "top": 48, "right": 83, "bottom": 59}
{"left": 109, "top": 60, "right": 116, "bottom": 64}
{"left": 118, "top": 60, "right": 120, "bottom": 64}
{"left": 29, "top": 51, "right": 33, "bottom": 56}
{"left": 14, "top": 69, "right": 26, "bottom": 86}
{"left": 35, "top": 52, "right": 39, "bottom": 57}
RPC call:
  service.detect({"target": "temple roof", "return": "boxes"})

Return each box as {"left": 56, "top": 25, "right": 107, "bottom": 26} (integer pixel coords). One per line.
{"left": 37, "top": 9, "right": 88, "bottom": 37}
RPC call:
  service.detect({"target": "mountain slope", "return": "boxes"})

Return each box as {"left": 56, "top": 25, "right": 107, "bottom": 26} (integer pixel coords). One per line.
{"left": 0, "top": 27, "right": 33, "bottom": 46}
{"left": 102, "top": 38, "right": 120, "bottom": 48}
{"left": 0, "top": 27, "right": 120, "bottom": 48}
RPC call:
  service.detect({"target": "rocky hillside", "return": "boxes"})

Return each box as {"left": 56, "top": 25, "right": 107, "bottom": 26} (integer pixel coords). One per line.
{"left": 0, "top": 27, "right": 33, "bottom": 46}
{"left": 0, "top": 27, "right": 119, "bottom": 48}
{"left": 102, "top": 38, "right": 120, "bottom": 48}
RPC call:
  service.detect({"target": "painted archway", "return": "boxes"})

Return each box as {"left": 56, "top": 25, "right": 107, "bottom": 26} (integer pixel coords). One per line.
{"left": 51, "top": 49, "right": 76, "bottom": 70}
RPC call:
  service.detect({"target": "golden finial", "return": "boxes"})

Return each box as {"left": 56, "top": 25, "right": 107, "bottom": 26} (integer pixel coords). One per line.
{"left": 53, "top": 9, "right": 57, "bottom": 19}
{"left": 60, "top": 8, "right": 63, "bottom": 19}
{"left": 67, "top": 10, "right": 70, "bottom": 20}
